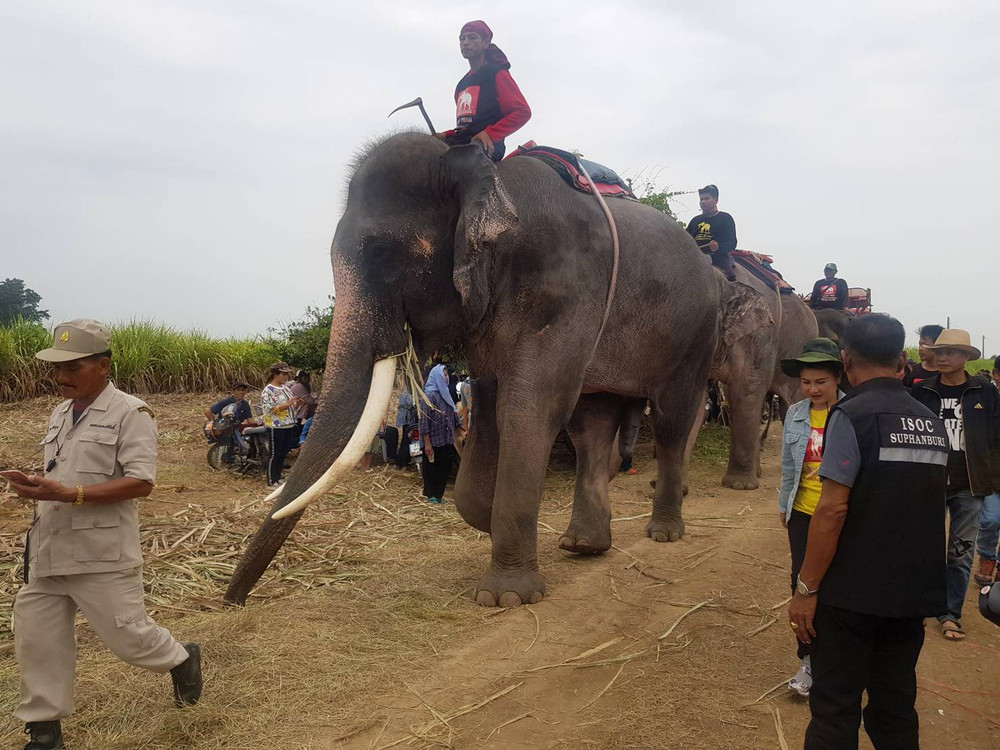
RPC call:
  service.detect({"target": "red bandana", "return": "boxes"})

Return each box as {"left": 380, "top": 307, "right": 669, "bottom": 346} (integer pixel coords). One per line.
{"left": 459, "top": 20, "right": 510, "bottom": 69}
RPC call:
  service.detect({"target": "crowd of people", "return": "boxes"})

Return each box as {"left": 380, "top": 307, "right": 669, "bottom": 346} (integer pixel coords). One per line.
{"left": 779, "top": 318, "right": 1000, "bottom": 749}
{"left": 5, "top": 18, "right": 1000, "bottom": 750}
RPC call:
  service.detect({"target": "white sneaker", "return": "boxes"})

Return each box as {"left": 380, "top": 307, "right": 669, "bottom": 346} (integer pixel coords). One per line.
{"left": 788, "top": 657, "right": 812, "bottom": 696}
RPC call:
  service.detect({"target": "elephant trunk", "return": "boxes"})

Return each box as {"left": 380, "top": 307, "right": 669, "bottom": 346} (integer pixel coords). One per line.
{"left": 224, "top": 299, "right": 397, "bottom": 605}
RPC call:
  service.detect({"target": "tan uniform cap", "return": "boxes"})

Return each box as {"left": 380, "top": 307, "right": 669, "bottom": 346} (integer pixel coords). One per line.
{"left": 35, "top": 318, "right": 112, "bottom": 362}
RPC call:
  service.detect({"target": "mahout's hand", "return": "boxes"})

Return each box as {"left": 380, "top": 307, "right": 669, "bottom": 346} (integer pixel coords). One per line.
{"left": 471, "top": 131, "right": 495, "bottom": 158}
{"left": 707, "top": 240, "right": 720, "bottom": 253}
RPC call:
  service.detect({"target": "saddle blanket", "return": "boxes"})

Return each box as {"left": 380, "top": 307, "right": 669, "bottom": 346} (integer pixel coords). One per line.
{"left": 506, "top": 142, "right": 635, "bottom": 199}
{"left": 731, "top": 250, "right": 796, "bottom": 294}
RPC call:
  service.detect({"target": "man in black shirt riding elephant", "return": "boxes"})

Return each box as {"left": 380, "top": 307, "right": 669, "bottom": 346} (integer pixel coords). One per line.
{"left": 686, "top": 184, "right": 737, "bottom": 281}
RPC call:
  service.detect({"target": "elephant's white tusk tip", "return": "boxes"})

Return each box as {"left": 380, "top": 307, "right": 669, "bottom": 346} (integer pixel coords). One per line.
{"left": 263, "top": 483, "right": 285, "bottom": 504}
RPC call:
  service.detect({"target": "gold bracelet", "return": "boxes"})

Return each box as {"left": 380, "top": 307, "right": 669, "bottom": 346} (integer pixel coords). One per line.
{"left": 74, "top": 485, "right": 85, "bottom": 506}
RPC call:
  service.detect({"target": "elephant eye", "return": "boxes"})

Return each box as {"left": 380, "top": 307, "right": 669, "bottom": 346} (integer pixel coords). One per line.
{"left": 360, "top": 238, "right": 404, "bottom": 278}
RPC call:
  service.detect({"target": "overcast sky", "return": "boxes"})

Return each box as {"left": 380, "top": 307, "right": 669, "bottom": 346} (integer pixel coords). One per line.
{"left": 3, "top": 1, "right": 998, "bottom": 353}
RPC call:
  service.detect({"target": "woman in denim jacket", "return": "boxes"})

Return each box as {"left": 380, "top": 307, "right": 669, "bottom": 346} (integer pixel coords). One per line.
{"left": 777, "top": 338, "right": 844, "bottom": 697}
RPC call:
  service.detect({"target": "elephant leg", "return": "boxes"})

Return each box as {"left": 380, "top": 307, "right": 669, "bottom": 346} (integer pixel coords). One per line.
{"left": 474, "top": 374, "right": 577, "bottom": 608}
{"left": 611, "top": 397, "right": 645, "bottom": 480}
{"left": 454, "top": 376, "right": 499, "bottom": 533}
{"left": 561, "top": 393, "right": 621, "bottom": 555}
{"left": 606, "top": 427, "right": 623, "bottom": 480}
{"left": 681, "top": 389, "right": 708, "bottom": 495}
{"left": 723, "top": 380, "right": 767, "bottom": 490}
{"left": 646, "top": 385, "right": 705, "bottom": 543}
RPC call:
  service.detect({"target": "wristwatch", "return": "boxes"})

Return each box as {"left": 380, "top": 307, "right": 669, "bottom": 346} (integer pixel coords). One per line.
{"left": 796, "top": 575, "right": 819, "bottom": 597}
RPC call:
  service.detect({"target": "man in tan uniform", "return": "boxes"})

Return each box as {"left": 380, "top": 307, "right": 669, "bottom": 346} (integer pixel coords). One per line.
{"left": 4, "top": 320, "right": 202, "bottom": 750}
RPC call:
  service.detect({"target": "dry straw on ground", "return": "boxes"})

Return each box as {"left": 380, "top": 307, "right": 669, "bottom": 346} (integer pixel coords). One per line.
{"left": 0, "top": 467, "right": 493, "bottom": 750}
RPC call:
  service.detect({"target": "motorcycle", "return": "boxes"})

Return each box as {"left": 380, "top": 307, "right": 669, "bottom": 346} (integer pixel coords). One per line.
{"left": 205, "top": 404, "right": 270, "bottom": 476}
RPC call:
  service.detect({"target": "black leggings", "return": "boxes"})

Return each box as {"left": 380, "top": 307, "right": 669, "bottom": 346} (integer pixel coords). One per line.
{"left": 788, "top": 509, "right": 813, "bottom": 658}
{"left": 267, "top": 427, "right": 297, "bottom": 485}
{"left": 421, "top": 444, "right": 457, "bottom": 500}
{"left": 395, "top": 424, "right": 415, "bottom": 467}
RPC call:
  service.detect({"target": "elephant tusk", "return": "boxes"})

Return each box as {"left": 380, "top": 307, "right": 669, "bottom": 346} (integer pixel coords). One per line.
{"left": 262, "top": 483, "right": 285, "bottom": 503}
{"left": 271, "top": 357, "right": 397, "bottom": 520}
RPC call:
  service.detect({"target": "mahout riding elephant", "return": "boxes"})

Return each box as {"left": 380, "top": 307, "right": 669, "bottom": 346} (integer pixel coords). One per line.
{"left": 224, "top": 132, "right": 721, "bottom": 608}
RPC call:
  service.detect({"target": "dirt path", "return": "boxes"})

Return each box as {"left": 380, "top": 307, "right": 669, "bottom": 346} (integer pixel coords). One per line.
{"left": 1, "top": 394, "right": 998, "bottom": 749}
{"left": 325, "top": 442, "right": 1000, "bottom": 750}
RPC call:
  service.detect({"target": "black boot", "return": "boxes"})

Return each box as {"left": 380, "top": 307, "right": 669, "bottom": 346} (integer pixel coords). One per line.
{"left": 170, "top": 642, "right": 203, "bottom": 706}
{"left": 24, "top": 721, "right": 65, "bottom": 750}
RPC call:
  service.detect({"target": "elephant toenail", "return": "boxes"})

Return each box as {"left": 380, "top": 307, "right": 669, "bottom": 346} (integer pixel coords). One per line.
{"left": 475, "top": 590, "right": 497, "bottom": 607}
{"left": 498, "top": 591, "right": 523, "bottom": 608}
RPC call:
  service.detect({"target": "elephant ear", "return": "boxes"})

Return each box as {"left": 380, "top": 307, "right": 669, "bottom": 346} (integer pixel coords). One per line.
{"left": 444, "top": 145, "right": 517, "bottom": 328}
{"left": 717, "top": 280, "right": 777, "bottom": 366}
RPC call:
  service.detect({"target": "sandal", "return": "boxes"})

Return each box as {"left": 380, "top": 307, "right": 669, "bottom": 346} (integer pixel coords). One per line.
{"left": 941, "top": 620, "right": 966, "bottom": 641}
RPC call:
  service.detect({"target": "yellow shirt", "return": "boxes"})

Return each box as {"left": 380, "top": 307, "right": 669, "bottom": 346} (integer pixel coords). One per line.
{"left": 792, "top": 407, "right": 828, "bottom": 516}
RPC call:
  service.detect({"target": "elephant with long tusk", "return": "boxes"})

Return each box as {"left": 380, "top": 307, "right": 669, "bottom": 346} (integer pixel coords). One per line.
{"left": 224, "top": 133, "right": 722, "bottom": 607}
{"left": 271, "top": 357, "right": 396, "bottom": 520}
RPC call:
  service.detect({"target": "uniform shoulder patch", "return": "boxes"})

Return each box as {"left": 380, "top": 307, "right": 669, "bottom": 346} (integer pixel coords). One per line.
{"left": 137, "top": 406, "right": 156, "bottom": 419}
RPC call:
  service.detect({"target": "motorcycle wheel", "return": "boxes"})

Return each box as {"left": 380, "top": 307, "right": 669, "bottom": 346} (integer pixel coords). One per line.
{"left": 207, "top": 442, "right": 228, "bottom": 471}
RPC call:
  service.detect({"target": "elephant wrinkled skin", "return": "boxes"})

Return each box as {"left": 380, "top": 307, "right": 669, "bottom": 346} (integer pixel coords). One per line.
{"left": 225, "top": 133, "right": 720, "bottom": 607}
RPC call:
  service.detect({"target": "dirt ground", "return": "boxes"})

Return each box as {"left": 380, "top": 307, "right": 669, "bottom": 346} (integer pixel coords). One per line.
{"left": 1, "top": 393, "right": 998, "bottom": 750}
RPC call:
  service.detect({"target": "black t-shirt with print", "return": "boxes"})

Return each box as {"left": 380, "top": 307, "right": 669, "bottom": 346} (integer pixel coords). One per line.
{"left": 809, "top": 278, "right": 849, "bottom": 309}
{"left": 937, "top": 380, "right": 970, "bottom": 491}
{"left": 686, "top": 212, "right": 737, "bottom": 255}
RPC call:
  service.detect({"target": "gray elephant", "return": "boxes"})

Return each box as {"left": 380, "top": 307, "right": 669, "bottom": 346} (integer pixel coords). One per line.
{"left": 224, "top": 133, "right": 721, "bottom": 608}
{"left": 611, "top": 267, "right": 818, "bottom": 491}
{"left": 708, "top": 268, "right": 817, "bottom": 489}
{"left": 813, "top": 307, "right": 849, "bottom": 347}
{"left": 812, "top": 307, "right": 853, "bottom": 391}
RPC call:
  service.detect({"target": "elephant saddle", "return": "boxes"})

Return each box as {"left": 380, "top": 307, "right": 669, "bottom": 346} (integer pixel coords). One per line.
{"left": 506, "top": 142, "right": 636, "bottom": 199}
{"left": 731, "top": 250, "right": 796, "bottom": 294}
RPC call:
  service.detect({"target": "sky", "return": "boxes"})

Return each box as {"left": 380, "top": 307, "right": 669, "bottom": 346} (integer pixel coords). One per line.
{"left": 2, "top": 0, "right": 998, "bottom": 352}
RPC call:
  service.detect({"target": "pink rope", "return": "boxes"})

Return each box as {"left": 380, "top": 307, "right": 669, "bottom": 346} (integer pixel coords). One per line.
{"left": 577, "top": 160, "right": 620, "bottom": 368}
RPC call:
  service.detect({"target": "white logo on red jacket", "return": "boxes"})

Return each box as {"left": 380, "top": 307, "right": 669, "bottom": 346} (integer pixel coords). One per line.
{"left": 457, "top": 86, "right": 480, "bottom": 118}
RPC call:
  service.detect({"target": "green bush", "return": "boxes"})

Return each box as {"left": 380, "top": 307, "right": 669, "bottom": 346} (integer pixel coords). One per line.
{"left": 266, "top": 298, "right": 334, "bottom": 374}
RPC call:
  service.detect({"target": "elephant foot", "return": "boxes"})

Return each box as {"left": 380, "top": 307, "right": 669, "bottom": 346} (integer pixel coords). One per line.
{"left": 645, "top": 517, "right": 685, "bottom": 543}
{"left": 558, "top": 518, "right": 611, "bottom": 555}
{"left": 474, "top": 568, "right": 546, "bottom": 608}
{"left": 722, "top": 472, "right": 759, "bottom": 490}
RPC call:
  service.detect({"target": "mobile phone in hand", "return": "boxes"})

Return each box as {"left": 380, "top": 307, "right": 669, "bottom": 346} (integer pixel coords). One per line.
{"left": 0, "top": 470, "right": 36, "bottom": 485}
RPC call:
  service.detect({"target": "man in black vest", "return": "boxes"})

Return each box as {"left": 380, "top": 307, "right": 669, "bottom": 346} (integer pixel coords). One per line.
{"left": 439, "top": 20, "right": 531, "bottom": 162}
{"left": 788, "top": 314, "right": 948, "bottom": 750}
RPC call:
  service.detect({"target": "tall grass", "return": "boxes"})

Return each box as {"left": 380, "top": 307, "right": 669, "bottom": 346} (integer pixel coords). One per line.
{"left": 0, "top": 319, "right": 279, "bottom": 403}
